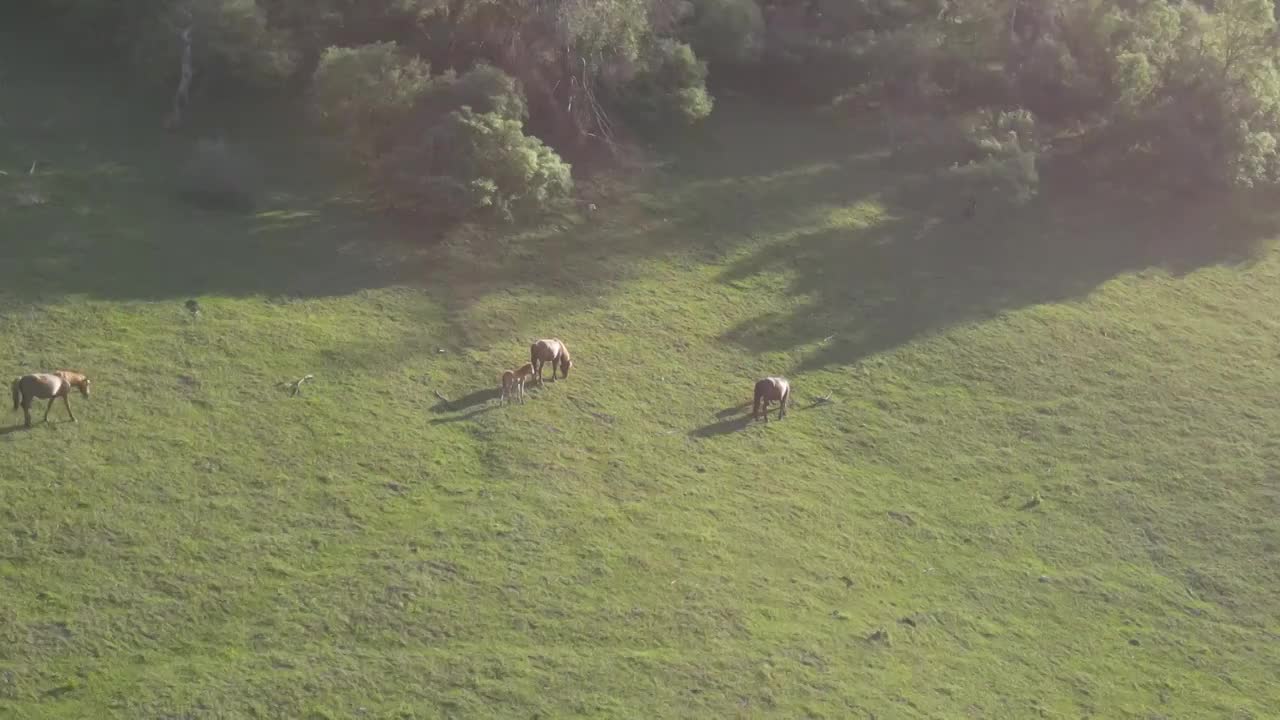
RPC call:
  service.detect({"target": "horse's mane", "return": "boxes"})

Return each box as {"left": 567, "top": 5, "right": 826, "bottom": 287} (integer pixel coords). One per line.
{"left": 56, "top": 370, "right": 88, "bottom": 386}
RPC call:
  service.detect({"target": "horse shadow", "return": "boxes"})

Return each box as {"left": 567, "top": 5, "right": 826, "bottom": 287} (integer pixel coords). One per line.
{"left": 715, "top": 403, "right": 751, "bottom": 419}
{"left": 0, "top": 424, "right": 31, "bottom": 436}
{"left": 429, "top": 405, "right": 498, "bottom": 425}
{"left": 430, "top": 387, "right": 500, "bottom": 413}
{"left": 690, "top": 410, "right": 755, "bottom": 439}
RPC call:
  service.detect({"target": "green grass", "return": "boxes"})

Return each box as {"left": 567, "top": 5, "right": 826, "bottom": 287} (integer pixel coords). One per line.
{"left": 3, "top": 34, "right": 1280, "bottom": 719}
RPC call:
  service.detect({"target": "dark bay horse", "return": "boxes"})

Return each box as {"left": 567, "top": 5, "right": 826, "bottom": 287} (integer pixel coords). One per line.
{"left": 530, "top": 338, "right": 572, "bottom": 383}
{"left": 11, "top": 371, "right": 91, "bottom": 427}
{"left": 752, "top": 377, "right": 790, "bottom": 422}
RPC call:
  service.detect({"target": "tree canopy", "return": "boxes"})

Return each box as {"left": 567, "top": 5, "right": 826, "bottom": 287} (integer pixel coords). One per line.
{"left": 21, "top": 0, "right": 1280, "bottom": 218}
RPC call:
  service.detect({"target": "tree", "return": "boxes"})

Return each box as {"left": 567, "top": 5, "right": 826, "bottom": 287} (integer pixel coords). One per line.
{"left": 311, "top": 43, "right": 573, "bottom": 220}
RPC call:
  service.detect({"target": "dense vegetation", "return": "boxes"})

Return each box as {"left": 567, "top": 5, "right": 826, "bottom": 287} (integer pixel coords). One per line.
{"left": 18, "top": 0, "right": 1280, "bottom": 219}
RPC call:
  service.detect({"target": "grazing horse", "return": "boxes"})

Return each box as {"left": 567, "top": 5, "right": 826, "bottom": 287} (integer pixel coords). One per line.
{"left": 529, "top": 338, "right": 573, "bottom": 383}
{"left": 500, "top": 363, "right": 535, "bottom": 405}
{"left": 11, "top": 371, "right": 91, "bottom": 428}
{"left": 752, "top": 377, "right": 791, "bottom": 422}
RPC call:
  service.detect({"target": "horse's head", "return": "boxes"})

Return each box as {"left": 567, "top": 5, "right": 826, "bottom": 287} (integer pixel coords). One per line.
{"left": 62, "top": 373, "right": 90, "bottom": 397}
{"left": 559, "top": 356, "right": 572, "bottom": 378}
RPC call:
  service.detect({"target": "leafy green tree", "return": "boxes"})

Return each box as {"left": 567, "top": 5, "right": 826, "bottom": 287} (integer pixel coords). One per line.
{"left": 312, "top": 43, "right": 572, "bottom": 220}
{"left": 1088, "top": 0, "right": 1280, "bottom": 189}
{"left": 951, "top": 107, "right": 1043, "bottom": 204}
{"left": 310, "top": 42, "right": 433, "bottom": 162}
{"left": 617, "top": 39, "right": 715, "bottom": 127}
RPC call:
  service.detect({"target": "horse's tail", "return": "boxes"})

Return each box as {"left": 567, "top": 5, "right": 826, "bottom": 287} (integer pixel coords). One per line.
{"left": 11, "top": 378, "right": 20, "bottom": 411}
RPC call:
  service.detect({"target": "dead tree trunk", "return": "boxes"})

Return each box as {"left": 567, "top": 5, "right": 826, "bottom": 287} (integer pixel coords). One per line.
{"left": 163, "top": 26, "right": 194, "bottom": 131}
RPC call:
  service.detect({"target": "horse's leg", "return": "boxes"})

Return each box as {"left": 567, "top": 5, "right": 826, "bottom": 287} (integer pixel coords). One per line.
{"left": 22, "top": 399, "right": 31, "bottom": 428}
{"left": 44, "top": 398, "right": 56, "bottom": 423}
{"left": 64, "top": 395, "right": 76, "bottom": 422}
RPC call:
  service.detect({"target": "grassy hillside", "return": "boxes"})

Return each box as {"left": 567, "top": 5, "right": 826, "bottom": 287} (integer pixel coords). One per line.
{"left": 3, "top": 36, "right": 1279, "bottom": 719}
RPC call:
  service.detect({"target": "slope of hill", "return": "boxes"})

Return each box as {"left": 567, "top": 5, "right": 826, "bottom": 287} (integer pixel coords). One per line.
{"left": 2, "top": 35, "right": 1278, "bottom": 719}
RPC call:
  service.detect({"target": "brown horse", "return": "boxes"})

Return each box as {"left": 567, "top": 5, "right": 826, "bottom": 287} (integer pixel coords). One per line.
{"left": 529, "top": 338, "right": 572, "bottom": 383}
{"left": 11, "top": 371, "right": 91, "bottom": 428}
{"left": 752, "top": 377, "right": 790, "bottom": 422}
{"left": 500, "top": 362, "right": 536, "bottom": 405}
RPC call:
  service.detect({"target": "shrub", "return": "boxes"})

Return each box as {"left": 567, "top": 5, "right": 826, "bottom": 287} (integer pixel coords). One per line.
{"left": 425, "top": 64, "right": 528, "bottom": 122}
{"left": 434, "top": 108, "right": 574, "bottom": 220}
{"left": 753, "top": 36, "right": 865, "bottom": 106}
{"left": 688, "top": 0, "right": 764, "bottom": 67}
{"left": 311, "top": 41, "right": 433, "bottom": 162}
{"left": 177, "top": 136, "right": 262, "bottom": 211}
{"left": 375, "top": 108, "right": 573, "bottom": 221}
{"left": 36, "top": 0, "right": 167, "bottom": 54}
{"left": 949, "top": 108, "right": 1043, "bottom": 205}
{"left": 1115, "top": 0, "right": 1280, "bottom": 190}
{"left": 312, "top": 45, "right": 572, "bottom": 221}
{"left": 45, "top": 0, "right": 299, "bottom": 90}
{"left": 618, "top": 39, "right": 714, "bottom": 128}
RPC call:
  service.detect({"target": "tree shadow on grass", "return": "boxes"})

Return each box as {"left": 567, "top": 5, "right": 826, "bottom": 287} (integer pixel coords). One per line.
{"left": 719, "top": 169, "right": 1280, "bottom": 371}
{"left": 0, "top": 176, "right": 424, "bottom": 304}
{"left": 3, "top": 26, "right": 1275, "bottom": 370}
{"left": 0, "top": 27, "right": 425, "bottom": 305}
{"left": 419, "top": 105, "right": 913, "bottom": 347}
{"left": 433, "top": 104, "right": 1280, "bottom": 364}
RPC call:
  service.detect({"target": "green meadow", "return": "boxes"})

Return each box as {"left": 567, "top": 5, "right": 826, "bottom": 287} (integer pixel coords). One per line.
{"left": 2, "top": 34, "right": 1279, "bottom": 719}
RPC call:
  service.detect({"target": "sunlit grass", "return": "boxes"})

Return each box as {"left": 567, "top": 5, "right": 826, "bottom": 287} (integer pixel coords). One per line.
{"left": 2, "top": 34, "right": 1279, "bottom": 719}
